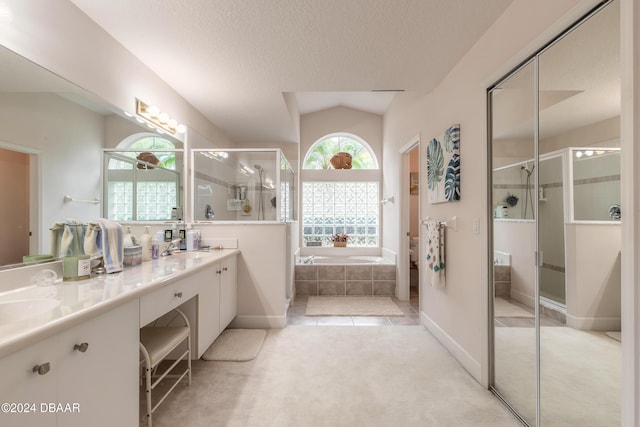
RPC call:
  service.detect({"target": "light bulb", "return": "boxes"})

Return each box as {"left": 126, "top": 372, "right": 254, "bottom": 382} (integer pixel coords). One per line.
{"left": 585, "top": 150, "right": 594, "bottom": 156}
{"left": 575, "top": 151, "right": 583, "bottom": 158}
{"left": 176, "top": 124, "right": 187, "bottom": 134}
{"left": 147, "top": 105, "right": 160, "bottom": 117}
{"left": 158, "top": 112, "right": 169, "bottom": 123}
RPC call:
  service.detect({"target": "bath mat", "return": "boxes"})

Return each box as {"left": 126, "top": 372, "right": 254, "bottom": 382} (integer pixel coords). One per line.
{"left": 202, "top": 329, "right": 266, "bottom": 362}
{"left": 605, "top": 331, "right": 621, "bottom": 342}
{"left": 305, "top": 296, "right": 404, "bottom": 317}
{"left": 494, "top": 298, "right": 534, "bottom": 318}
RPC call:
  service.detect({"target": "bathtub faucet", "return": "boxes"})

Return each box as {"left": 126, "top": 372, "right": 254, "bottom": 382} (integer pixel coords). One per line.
{"left": 302, "top": 255, "right": 315, "bottom": 264}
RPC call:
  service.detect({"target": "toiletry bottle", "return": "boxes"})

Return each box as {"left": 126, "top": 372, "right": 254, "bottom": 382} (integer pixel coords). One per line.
{"left": 140, "top": 226, "right": 153, "bottom": 262}
{"left": 178, "top": 222, "right": 187, "bottom": 250}
{"left": 186, "top": 229, "right": 195, "bottom": 251}
{"left": 124, "top": 226, "right": 135, "bottom": 247}
{"left": 151, "top": 235, "right": 160, "bottom": 259}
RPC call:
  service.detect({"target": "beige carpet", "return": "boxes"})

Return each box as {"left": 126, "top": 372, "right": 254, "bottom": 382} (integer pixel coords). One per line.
{"left": 494, "top": 326, "right": 620, "bottom": 426}
{"left": 145, "top": 326, "right": 520, "bottom": 427}
{"left": 202, "top": 329, "right": 266, "bottom": 361}
{"left": 494, "top": 297, "right": 534, "bottom": 318}
{"left": 305, "top": 296, "right": 404, "bottom": 317}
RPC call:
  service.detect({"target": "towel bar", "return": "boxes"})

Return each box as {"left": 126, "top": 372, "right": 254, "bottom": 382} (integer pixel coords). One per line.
{"left": 421, "top": 216, "right": 457, "bottom": 231}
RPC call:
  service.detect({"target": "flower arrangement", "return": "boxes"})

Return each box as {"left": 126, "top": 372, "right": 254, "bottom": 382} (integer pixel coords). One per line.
{"left": 331, "top": 233, "right": 349, "bottom": 242}
{"left": 331, "top": 234, "right": 349, "bottom": 247}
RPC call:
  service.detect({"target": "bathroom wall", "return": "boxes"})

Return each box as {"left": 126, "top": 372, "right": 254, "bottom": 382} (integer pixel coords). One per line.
{"left": 565, "top": 223, "right": 621, "bottom": 330}
{"left": 198, "top": 223, "right": 292, "bottom": 328}
{"left": 381, "top": 0, "right": 594, "bottom": 383}
{"left": 493, "top": 220, "right": 536, "bottom": 307}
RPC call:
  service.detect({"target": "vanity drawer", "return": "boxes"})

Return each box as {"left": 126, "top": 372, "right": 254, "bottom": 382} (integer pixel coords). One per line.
{"left": 140, "top": 279, "right": 197, "bottom": 326}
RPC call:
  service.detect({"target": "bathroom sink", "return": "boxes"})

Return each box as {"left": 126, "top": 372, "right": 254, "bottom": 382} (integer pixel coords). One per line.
{"left": 0, "top": 299, "right": 60, "bottom": 332}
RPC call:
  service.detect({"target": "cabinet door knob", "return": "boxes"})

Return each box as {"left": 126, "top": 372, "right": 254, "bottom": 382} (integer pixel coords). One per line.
{"left": 174, "top": 291, "right": 183, "bottom": 298}
{"left": 216, "top": 270, "right": 222, "bottom": 275}
{"left": 222, "top": 267, "right": 228, "bottom": 271}
{"left": 73, "top": 342, "right": 89, "bottom": 353}
{"left": 33, "top": 363, "right": 50, "bottom": 375}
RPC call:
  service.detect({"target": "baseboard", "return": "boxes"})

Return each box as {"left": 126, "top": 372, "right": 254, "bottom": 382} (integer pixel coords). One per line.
{"left": 566, "top": 313, "right": 621, "bottom": 331}
{"left": 230, "top": 314, "right": 287, "bottom": 329}
{"left": 509, "top": 289, "right": 535, "bottom": 309}
{"left": 420, "top": 311, "right": 482, "bottom": 383}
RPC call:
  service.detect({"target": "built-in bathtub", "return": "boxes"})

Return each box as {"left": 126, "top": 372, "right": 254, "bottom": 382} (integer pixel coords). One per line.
{"left": 299, "top": 255, "right": 391, "bottom": 265}
{"left": 295, "top": 254, "right": 396, "bottom": 296}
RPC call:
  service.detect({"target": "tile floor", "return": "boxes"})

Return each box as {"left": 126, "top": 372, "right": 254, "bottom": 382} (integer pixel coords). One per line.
{"left": 287, "top": 286, "right": 420, "bottom": 326}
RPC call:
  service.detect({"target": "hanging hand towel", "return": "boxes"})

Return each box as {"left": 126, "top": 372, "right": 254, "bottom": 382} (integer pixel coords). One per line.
{"left": 425, "top": 221, "right": 446, "bottom": 288}
{"left": 84, "top": 219, "right": 123, "bottom": 273}
{"left": 49, "top": 219, "right": 84, "bottom": 257}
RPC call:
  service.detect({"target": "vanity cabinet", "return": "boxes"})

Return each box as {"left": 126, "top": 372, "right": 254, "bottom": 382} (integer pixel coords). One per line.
{"left": 182, "top": 255, "right": 238, "bottom": 358}
{"left": 0, "top": 300, "right": 139, "bottom": 427}
{"left": 219, "top": 256, "right": 238, "bottom": 330}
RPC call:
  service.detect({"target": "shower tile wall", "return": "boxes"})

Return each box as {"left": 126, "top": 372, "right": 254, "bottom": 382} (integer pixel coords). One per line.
{"left": 295, "top": 265, "right": 396, "bottom": 296}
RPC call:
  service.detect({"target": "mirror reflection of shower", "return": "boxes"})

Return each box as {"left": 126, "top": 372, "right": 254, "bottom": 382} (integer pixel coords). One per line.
{"left": 521, "top": 162, "right": 535, "bottom": 219}
{"left": 255, "top": 164, "right": 265, "bottom": 220}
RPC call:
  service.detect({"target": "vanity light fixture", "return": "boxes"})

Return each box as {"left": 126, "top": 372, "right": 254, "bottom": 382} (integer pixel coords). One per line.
{"left": 135, "top": 99, "right": 186, "bottom": 135}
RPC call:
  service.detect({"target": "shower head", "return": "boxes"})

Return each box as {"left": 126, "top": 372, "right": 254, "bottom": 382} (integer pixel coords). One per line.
{"left": 254, "top": 164, "right": 263, "bottom": 171}
{"left": 521, "top": 163, "right": 534, "bottom": 175}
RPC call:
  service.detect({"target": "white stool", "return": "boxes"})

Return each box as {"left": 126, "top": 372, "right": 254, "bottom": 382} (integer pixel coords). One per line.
{"left": 140, "top": 308, "right": 191, "bottom": 427}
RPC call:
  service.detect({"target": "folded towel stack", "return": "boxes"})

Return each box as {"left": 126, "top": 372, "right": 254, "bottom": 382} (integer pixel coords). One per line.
{"left": 50, "top": 219, "right": 85, "bottom": 258}
{"left": 84, "top": 219, "right": 124, "bottom": 274}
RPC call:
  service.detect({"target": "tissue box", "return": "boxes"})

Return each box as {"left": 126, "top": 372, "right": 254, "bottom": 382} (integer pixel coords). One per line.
{"left": 123, "top": 245, "right": 142, "bottom": 266}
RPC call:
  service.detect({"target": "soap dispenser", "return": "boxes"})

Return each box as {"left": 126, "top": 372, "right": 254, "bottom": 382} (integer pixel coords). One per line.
{"left": 140, "top": 226, "right": 153, "bottom": 262}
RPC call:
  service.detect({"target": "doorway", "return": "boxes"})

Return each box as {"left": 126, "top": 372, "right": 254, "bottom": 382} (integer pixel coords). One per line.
{"left": 400, "top": 134, "right": 421, "bottom": 310}
{"left": 0, "top": 147, "right": 31, "bottom": 264}
{"left": 408, "top": 146, "right": 420, "bottom": 311}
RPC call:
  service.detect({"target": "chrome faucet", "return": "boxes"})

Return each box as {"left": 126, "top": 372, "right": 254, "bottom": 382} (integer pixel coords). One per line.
{"left": 161, "top": 239, "right": 182, "bottom": 256}
{"left": 302, "top": 255, "right": 315, "bottom": 264}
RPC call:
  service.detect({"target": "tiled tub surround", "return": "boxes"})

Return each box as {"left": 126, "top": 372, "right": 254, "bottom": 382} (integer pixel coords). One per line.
{"left": 494, "top": 264, "right": 511, "bottom": 298}
{"left": 296, "top": 264, "right": 396, "bottom": 296}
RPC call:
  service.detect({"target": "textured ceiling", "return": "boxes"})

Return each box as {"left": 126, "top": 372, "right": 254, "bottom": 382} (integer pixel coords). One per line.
{"left": 70, "top": 0, "right": 513, "bottom": 143}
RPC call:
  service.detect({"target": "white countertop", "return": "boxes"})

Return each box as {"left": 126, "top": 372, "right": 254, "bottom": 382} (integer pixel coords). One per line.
{"left": 0, "top": 249, "right": 239, "bottom": 359}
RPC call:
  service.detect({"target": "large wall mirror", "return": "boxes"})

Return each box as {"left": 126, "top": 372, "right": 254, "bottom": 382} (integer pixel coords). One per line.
{"left": 0, "top": 46, "right": 184, "bottom": 269}
{"left": 489, "top": 1, "right": 620, "bottom": 425}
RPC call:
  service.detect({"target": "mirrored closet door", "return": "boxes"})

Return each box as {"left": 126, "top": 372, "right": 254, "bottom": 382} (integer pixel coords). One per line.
{"left": 489, "top": 1, "right": 620, "bottom": 425}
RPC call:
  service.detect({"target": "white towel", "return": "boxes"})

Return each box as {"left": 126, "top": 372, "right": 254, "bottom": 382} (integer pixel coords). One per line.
{"left": 426, "top": 221, "right": 446, "bottom": 288}
{"left": 84, "top": 219, "right": 124, "bottom": 273}
{"left": 50, "top": 219, "right": 85, "bottom": 257}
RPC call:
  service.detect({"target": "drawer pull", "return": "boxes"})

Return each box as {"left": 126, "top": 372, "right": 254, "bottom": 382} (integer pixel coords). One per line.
{"left": 33, "top": 363, "right": 50, "bottom": 376}
{"left": 223, "top": 267, "right": 228, "bottom": 272}
{"left": 216, "top": 270, "right": 222, "bottom": 275}
{"left": 73, "top": 342, "right": 89, "bottom": 353}
{"left": 174, "top": 291, "right": 183, "bottom": 298}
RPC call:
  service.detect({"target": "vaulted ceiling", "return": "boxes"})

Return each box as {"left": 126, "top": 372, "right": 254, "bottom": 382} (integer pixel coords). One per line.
{"left": 70, "top": 0, "right": 513, "bottom": 143}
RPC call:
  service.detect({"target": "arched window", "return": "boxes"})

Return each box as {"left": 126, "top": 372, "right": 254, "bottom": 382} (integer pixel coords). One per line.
{"left": 104, "top": 133, "right": 182, "bottom": 221}
{"left": 301, "top": 133, "right": 380, "bottom": 247}
{"left": 303, "top": 133, "right": 378, "bottom": 169}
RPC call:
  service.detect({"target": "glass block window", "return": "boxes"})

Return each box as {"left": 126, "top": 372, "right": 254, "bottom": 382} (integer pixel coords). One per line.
{"left": 105, "top": 134, "right": 181, "bottom": 221}
{"left": 302, "top": 182, "right": 379, "bottom": 247}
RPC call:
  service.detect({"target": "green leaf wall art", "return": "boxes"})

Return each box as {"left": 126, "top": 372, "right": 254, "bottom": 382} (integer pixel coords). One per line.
{"left": 427, "top": 124, "right": 460, "bottom": 203}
